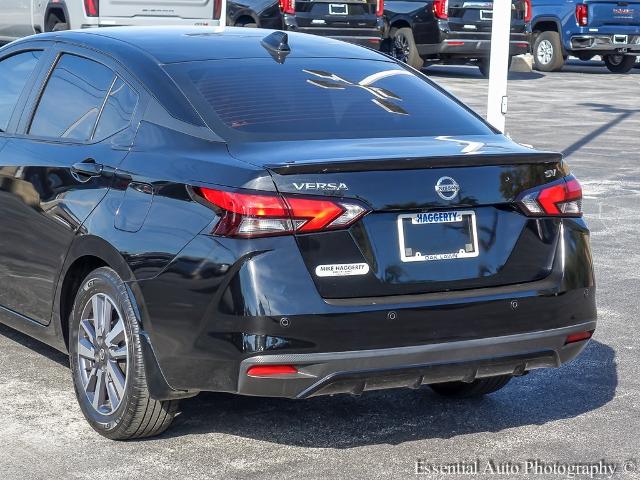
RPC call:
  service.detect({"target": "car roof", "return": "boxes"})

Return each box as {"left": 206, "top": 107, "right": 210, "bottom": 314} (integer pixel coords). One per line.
{"left": 26, "top": 26, "right": 388, "bottom": 64}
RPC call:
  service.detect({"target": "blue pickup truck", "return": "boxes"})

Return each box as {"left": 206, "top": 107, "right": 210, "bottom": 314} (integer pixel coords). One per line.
{"left": 531, "top": 0, "right": 640, "bottom": 72}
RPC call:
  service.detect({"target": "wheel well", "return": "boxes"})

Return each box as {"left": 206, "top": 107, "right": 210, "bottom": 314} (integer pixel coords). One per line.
{"left": 390, "top": 20, "right": 411, "bottom": 31}
{"left": 59, "top": 256, "right": 107, "bottom": 350}
{"left": 532, "top": 20, "right": 559, "bottom": 33}
{"left": 234, "top": 15, "right": 256, "bottom": 26}
{"left": 45, "top": 7, "right": 67, "bottom": 31}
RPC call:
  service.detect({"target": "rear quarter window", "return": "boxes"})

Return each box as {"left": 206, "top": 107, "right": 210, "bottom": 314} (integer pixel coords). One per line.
{"left": 165, "top": 58, "right": 493, "bottom": 142}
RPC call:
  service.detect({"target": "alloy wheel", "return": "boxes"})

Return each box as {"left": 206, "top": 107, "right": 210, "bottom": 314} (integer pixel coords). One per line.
{"left": 77, "top": 293, "right": 129, "bottom": 415}
{"left": 608, "top": 55, "right": 624, "bottom": 66}
{"left": 392, "top": 34, "right": 411, "bottom": 63}
{"left": 536, "top": 39, "right": 553, "bottom": 65}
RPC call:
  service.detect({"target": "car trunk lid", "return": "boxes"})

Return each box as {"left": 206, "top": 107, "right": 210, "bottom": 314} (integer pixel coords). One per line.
{"left": 228, "top": 137, "right": 566, "bottom": 298}
{"left": 98, "top": 0, "right": 216, "bottom": 19}
{"left": 292, "top": 0, "right": 380, "bottom": 29}
{"left": 447, "top": 0, "right": 529, "bottom": 34}
{"left": 586, "top": 0, "right": 640, "bottom": 28}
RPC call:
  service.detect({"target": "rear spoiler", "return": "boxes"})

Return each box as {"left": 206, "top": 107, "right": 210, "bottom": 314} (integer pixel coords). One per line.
{"left": 266, "top": 152, "right": 564, "bottom": 175}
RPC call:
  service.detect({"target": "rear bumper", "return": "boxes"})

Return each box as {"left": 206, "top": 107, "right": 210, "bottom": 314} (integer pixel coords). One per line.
{"left": 417, "top": 32, "right": 529, "bottom": 58}
{"left": 238, "top": 321, "right": 596, "bottom": 398}
{"left": 81, "top": 17, "right": 223, "bottom": 28}
{"left": 137, "top": 217, "right": 596, "bottom": 397}
{"left": 569, "top": 34, "right": 640, "bottom": 55}
{"left": 283, "top": 15, "right": 384, "bottom": 47}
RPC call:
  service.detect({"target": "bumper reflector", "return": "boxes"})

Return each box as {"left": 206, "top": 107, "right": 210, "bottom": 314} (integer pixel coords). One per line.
{"left": 247, "top": 365, "right": 298, "bottom": 377}
{"left": 564, "top": 331, "right": 593, "bottom": 345}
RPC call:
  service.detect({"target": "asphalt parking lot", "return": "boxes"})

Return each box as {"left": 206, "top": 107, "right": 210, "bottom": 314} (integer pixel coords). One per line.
{"left": 1, "top": 61, "right": 639, "bottom": 480}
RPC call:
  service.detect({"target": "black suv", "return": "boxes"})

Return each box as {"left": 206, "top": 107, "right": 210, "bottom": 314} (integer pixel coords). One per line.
{"left": 383, "top": 0, "right": 531, "bottom": 75}
{"left": 227, "top": 0, "right": 385, "bottom": 47}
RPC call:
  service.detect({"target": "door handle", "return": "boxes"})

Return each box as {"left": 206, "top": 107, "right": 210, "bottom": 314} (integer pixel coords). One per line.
{"left": 71, "top": 160, "right": 104, "bottom": 179}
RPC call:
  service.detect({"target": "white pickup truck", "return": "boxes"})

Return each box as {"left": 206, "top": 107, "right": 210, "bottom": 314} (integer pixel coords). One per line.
{"left": 0, "top": 0, "right": 226, "bottom": 44}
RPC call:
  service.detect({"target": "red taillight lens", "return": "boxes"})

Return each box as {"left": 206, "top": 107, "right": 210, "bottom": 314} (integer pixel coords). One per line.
{"left": 565, "top": 331, "right": 593, "bottom": 345}
{"left": 84, "top": 0, "right": 99, "bottom": 17}
{"left": 195, "top": 187, "right": 369, "bottom": 238}
{"left": 213, "top": 0, "right": 222, "bottom": 19}
{"left": 247, "top": 365, "right": 298, "bottom": 377}
{"left": 376, "top": 0, "right": 384, "bottom": 17}
{"left": 517, "top": 175, "right": 583, "bottom": 217}
{"left": 433, "top": 0, "right": 448, "bottom": 19}
{"left": 524, "top": 0, "right": 532, "bottom": 22}
{"left": 279, "top": 0, "right": 296, "bottom": 14}
{"left": 576, "top": 4, "right": 588, "bottom": 26}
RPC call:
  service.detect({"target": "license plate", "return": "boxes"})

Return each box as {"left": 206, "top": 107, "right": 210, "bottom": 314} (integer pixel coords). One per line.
{"left": 397, "top": 210, "right": 479, "bottom": 263}
{"left": 480, "top": 9, "right": 493, "bottom": 20}
{"left": 329, "top": 3, "right": 348, "bottom": 15}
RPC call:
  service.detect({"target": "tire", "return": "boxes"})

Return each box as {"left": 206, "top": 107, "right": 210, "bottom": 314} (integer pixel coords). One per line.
{"left": 237, "top": 22, "right": 257, "bottom": 28}
{"left": 532, "top": 31, "right": 564, "bottom": 72}
{"left": 429, "top": 375, "right": 512, "bottom": 398}
{"left": 45, "top": 12, "right": 68, "bottom": 32}
{"left": 477, "top": 56, "right": 514, "bottom": 78}
{"left": 603, "top": 54, "right": 636, "bottom": 73}
{"left": 389, "top": 27, "right": 424, "bottom": 70}
{"left": 69, "top": 267, "right": 179, "bottom": 439}
{"left": 52, "top": 22, "right": 69, "bottom": 32}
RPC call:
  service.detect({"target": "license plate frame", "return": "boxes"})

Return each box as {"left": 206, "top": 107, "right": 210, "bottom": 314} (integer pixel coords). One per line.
{"left": 329, "top": 3, "right": 348, "bottom": 15}
{"left": 397, "top": 210, "right": 479, "bottom": 263}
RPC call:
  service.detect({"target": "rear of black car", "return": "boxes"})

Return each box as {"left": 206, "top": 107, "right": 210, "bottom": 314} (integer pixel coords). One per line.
{"left": 148, "top": 51, "right": 596, "bottom": 399}
{"left": 384, "top": 0, "right": 531, "bottom": 69}
{"left": 280, "top": 0, "right": 385, "bottom": 47}
{"left": 437, "top": 0, "right": 531, "bottom": 57}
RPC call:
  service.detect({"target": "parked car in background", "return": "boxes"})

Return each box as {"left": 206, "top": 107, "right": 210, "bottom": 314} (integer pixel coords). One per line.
{"left": 0, "top": 0, "right": 225, "bottom": 44}
{"left": 227, "top": 0, "right": 384, "bottom": 48}
{"left": 530, "top": 0, "right": 640, "bottom": 73}
{"left": 382, "top": 0, "right": 531, "bottom": 76}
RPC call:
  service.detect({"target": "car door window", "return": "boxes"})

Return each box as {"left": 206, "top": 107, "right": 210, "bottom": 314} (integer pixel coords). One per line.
{"left": 0, "top": 50, "right": 42, "bottom": 133}
{"left": 29, "top": 54, "right": 115, "bottom": 141}
{"left": 93, "top": 77, "right": 139, "bottom": 141}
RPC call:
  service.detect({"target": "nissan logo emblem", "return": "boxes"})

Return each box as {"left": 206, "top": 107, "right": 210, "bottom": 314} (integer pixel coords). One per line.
{"left": 435, "top": 176, "right": 460, "bottom": 201}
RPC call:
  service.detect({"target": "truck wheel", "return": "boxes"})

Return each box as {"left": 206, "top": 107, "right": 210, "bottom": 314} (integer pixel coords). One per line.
{"left": 389, "top": 27, "right": 423, "bottom": 70}
{"left": 430, "top": 375, "right": 512, "bottom": 398}
{"left": 603, "top": 54, "right": 636, "bottom": 73}
{"left": 477, "top": 56, "right": 513, "bottom": 77}
{"left": 69, "top": 267, "right": 179, "bottom": 439}
{"left": 52, "top": 22, "right": 69, "bottom": 32}
{"left": 532, "top": 31, "right": 564, "bottom": 72}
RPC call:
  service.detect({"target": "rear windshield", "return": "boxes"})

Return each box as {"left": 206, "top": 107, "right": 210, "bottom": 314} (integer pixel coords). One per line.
{"left": 165, "top": 58, "right": 493, "bottom": 142}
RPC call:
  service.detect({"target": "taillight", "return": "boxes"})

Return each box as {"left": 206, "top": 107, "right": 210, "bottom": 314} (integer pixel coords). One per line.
{"left": 247, "top": 365, "right": 298, "bottom": 377}
{"left": 84, "top": 0, "right": 99, "bottom": 17}
{"left": 565, "top": 331, "right": 593, "bottom": 345}
{"left": 195, "top": 187, "right": 369, "bottom": 238}
{"left": 576, "top": 4, "right": 588, "bottom": 26}
{"left": 376, "top": 0, "right": 384, "bottom": 17}
{"left": 433, "top": 0, "right": 448, "bottom": 19}
{"left": 517, "top": 175, "right": 583, "bottom": 217}
{"left": 524, "top": 0, "right": 532, "bottom": 22}
{"left": 213, "top": 0, "right": 222, "bottom": 19}
{"left": 279, "top": 0, "right": 296, "bottom": 14}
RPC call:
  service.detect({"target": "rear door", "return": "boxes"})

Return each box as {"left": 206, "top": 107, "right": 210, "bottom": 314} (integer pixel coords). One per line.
{"left": 447, "top": 0, "right": 528, "bottom": 34}
{"left": 99, "top": 0, "right": 216, "bottom": 20}
{"left": 293, "top": 0, "right": 379, "bottom": 30}
{"left": 0, "top": 46, "right": 140, "bottom": 325}
{"left": 586, "top": 0, "right": 640, "bottom": 29}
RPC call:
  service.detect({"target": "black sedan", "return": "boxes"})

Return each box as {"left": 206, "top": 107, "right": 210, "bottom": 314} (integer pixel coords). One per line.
{"left": 0, "top": 27, "right": 596, "bottom": 439}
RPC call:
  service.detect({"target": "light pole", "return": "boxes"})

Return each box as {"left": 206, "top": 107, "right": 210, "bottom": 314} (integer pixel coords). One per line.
{"left": 486, "top": 0, "right": 512, "bottom": 133}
